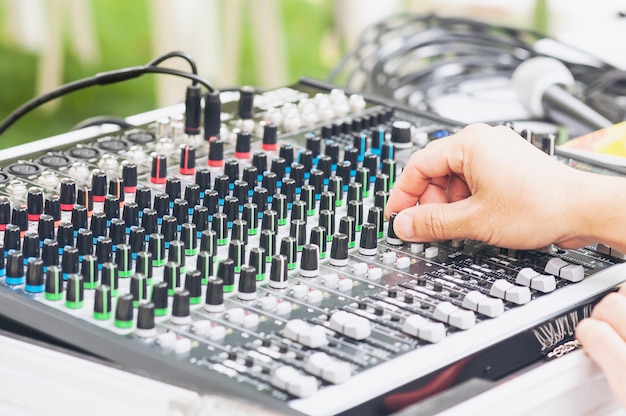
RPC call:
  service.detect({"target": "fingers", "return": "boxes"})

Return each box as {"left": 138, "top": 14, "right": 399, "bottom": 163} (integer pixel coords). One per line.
{"left": 576, "top": 318, "right": 626, "bottom": 407}
{"left": 386, "top": 134, "right": 466, "bottom": 217}
{"left": 392, "top": 198, "right": 479, "bottom": 242}
{"left": 590, "top": 287, "right": 626, "bottom": 342}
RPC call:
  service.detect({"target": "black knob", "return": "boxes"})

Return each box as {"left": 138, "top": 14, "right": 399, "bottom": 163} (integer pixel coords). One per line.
{"left": 59, "top": 178, "right": 76, "bottom": 211}
{"left": 374, "top": 190, "right": 388, "bottom": 210}
{"left": 122, "top": 202, "right": 139, "bottom": 228}
{"left": 306, "top": 135, "right": 321, "bottom": 156}
{"left": 128, "top": 226, "right": 146, "bottom": 257}
{"left": 136, "top": 301, "right": 155, "bottom": 333}
{"left": 195, "top": 168, "right": 211, "bottom": 196}
{"left": 141, "top": 209, "right": 158, "bottom": 236}
{"left": 325, "top": 141, "right": 340, "bottom": 165}
{"left": 65, "top": 274, "right": 84, "bottom": 309}
{"left": 339, "top": 216, "right": 356, "bottom": 249}
{"left": 81, "top": 254, "right": 98, "bottom": 289}
{"left": 42, "top": 239, "right": 59, "bottom": 268}
{"left": 27, "top": 187, "right": 44, "bottom": 221}
{"left": 280, "top": 236, "right": 297, "bottom": 270}
{"left": 115, "top": 244, "right": 133, "bottom": 278}
{"left": 387, "top": 212, "right": 403, "bottom": 245}
{"left": 76, "top": 229, "right": 94, "bottom": 258}
{"left": 217, "top": 258, "right": 235, "bottom": 292}
{"left": 320, "top": 191, "right": 335, "bottom": 213}
{"left": 368, "top": 206, "right": 384, "bottom": 239}
{"left": 252, "top": 187, "right": 268, "bottom": 215}
{"left": 328, "top": 176, "right": 343, "bottom": 206}
{"left": 262, "top": 171, "right": 277, "bottom": 197}
{"left": 363, "top": 154, "right": 378, "bottom": 181}
{"left": 390, "top": 120, "right": 412, "bottom": 149}
{"left": 61, "top": 247, "right": 79, "bottom": 279}
{"left": 208, "top": 138, "right": 225, "bottom": 167}
{"left": 205, "top": 278, "right": 224, "bottom": 312}
{"left": 185, "top": 269, "right": 203, "bottom": 304}
{"left": 228, "top": 239, "right": 245, "bottom": 273}
{"left": 6, "top": 250, "right": 24, "bottom": 285}
{"left": 173, "top": 199, "right": 189, "bottom": 225}
{"left": 180, "top": 223, "right": 197, "bottom": 256}
{"left": 242, "top": 203, "right": 259, "bottom": 235}
{"left": 130, "top": 273, "right": 148, "bottom": 306}
{"left": 343, "top": 147, "right": 360, "bottom": 171}
{"left": 280, "top": 178, "right": 296, "bottom": 205}
{"left": 153, "top": 192, "right": 171, "bottom": 219}
{"left": 103, "top": 195, "right": 120, "bottom": 222}
{"left": 381, "top": 159, "right": 396, "bottom": 185}
{"left": 179, "top": 145, "right": 196, "bottom": 175}
{"left": 151, "top": 280, "right": 169, "bottom": 316}
{"left": 135, "top": 251, "right": 153, "bottom": 284}
{"left": 3, "top": 224, "right": 21, "bottom": 252}
{"left": 224, "top": 158, "right": 240, "bottom": 184}
{"left": 200, "top": 229, "right": 217, "bottom": 256}
{"left": 89, "top": 212, "right": 106, "bottom": 241}
{"left": 101, "top": 262, "right": 119, "bottom": 296}
{"left": 318, "top": 209, "right": 335, "bottom": 237}
{"left": 56, "top": 221, "right": 74, "bottom": 250}
{"left": 371, "top": 126, "right": 385, "bottom": 152}
{"left": 167, "top": 240, "right": 185, "bottom": 269}
{"left": 235, "top": 130, "right": 252, "bottom": 159}
{"left": 91, "top": 170, "right": 107, "bottom": 202}
{"left": 164, "top": 261, "right": 182, "bottom": 296}
{"left": 316, "top": 155, "right": 333, "bottom": 178}
{"left": 355, "top": 167, "right": 370, "bottom": 198}
{"left": 309, "top": 226, "right": 327, "bottom": 259}
{"left": 22, "top": 232, "right": 40, "bottom": 260}
{"left": 269, "top": 254, "right": 289, "bottom": 289}
{"left": 109, "top": 218, "right": 126, "bottom": 246}
{"left": 11, "top": 205, "right": 27, "bottom": 232}
{"left": 231, "top": 219, "right": 248, "bottom": 245}
{"left": 271, "top": 157, "right": 287, "bottom": 183}
{"left": 0, "top": 197, "right": 11, "bottom": 230}
{"left": 148, "top": 233, "right": 167, "bottom": 267}
{"left": 114, "top": 293, "right": 134, "bottom": 329}
{"left": 171, "top": 290, "right": 191, "bottom": 324}
{"left": 192, "top": 205, "right": 209, "bottom": 235}
{"left": 95, "top": 237, "right": 113, "bottom": 265}
{"left": 151, "top": 154, "right": 168, "bottom": 184}
{"left": 203, "top": 189, "right": 219, "bottom": 218}
{"left": 238, "top": 265, "right": 257, "bottom": 300}
{"left": 25, "top": 258, "right": 44, "bottom": 293}
{"left": 93, "top": 284, "right": 113, "bottom": 321}
{"left": 197, "top": 251, "right": 213, "bottom": 284}
{"left": 272, "top": 194, "right": 287, "bottom": 226}
{"left": 261, "top": 209, "right": 278, "bottom": 234}
{"left": 290, "top": 164, "right": 305, "bottom": 188}
{"left": 165, "top": 177, "right": 182, "bottom": 203}
{"left": 291, "top": 199, "right": 306, "bottom": 222}
{"left": 262, "top": 123, "right": 278, "bottom": 151}
{"left": 213, "top": 175, "right": 230, "bottom": 201}
{"left": 212, "top": 212, "right": 228, "bottom": 246}
{"left": 223, "top": 196, "right": 239, "bottom": 225}
{"left": 298, "top": 187, "right": 315, "bottom": 221}
{"left": 347, "top": 200, "right": 363, "bottom": 233}
{"left": 122, "top": 162, "right": 138, "bottom": 192}
{"left": 252, "top": 151, "right": 268, "bottom": 174}
{"left": 260, "top": 230, "right": 276, "bottom": 263}
{"left": 45, "top": 266, "right": 63, "bottom": 301}
{"left": 359, "top": 222, "right": 378, "bottom": 256}
{"left": 249, "top": 247, "right": 265, "bottom": 280}
{"left": 300, "top": 244, "right": 319, "bottom": 277}
{"left": 243, "top": 165, "right": 259, "bottom": 190}
{"left": 309, "top": 170, "right": 325, "bottom": 197}
{"left": 290, "top": 219, "right": 306, "bottom": 252}
{"left": 135, "top": 185, "right": 152, "bottom": 213}
{"left": 185, "top": 183, "right": 201, "bottom": 209}
{"left": 108, "top": 177, "right": 124, "bottom": 204}
{"left": 330, "top": 233, "right": 349, "bottom": 267}
{"left": 347, "top": 182, "right": 363, "bottom": 203}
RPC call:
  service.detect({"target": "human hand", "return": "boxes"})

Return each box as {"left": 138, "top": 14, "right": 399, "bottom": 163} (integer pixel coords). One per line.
{"left": 385, "top": 123, "right": 595, "bottom": 249}
{"left": 576, "top": 285, "right": 626, "bottom": 408}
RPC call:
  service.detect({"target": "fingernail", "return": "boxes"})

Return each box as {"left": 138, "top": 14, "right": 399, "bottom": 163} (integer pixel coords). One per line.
{"left": 395, "top": 211, "right": 414, "bottom": 240}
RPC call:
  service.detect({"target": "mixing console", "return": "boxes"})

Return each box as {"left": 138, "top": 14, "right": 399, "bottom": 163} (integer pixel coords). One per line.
{"left": 0, "top": 78, "right": 625, "bottom": 416}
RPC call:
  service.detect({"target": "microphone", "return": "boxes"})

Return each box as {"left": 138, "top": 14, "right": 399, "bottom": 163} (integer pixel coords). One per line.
{"left": 512, "top": 57, "right": 613, "bottom": 131}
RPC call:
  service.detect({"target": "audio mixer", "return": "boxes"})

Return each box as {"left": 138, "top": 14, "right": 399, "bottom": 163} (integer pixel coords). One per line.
{"left": 0, "top": 77, "right": 625, "bottom": 416}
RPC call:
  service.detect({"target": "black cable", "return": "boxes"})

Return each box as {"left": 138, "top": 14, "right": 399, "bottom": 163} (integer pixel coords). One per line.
{"left": 146, "top": 51, "right": 199, "bottom": 79}
{"left": 0, "top": 55, "right": 216, "bottom": 137}
{"left": 71, "top": 116, "right": 134, "bottom": 131}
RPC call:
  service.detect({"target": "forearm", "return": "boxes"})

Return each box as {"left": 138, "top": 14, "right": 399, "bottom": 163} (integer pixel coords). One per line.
{"left": 578, "top": 172, "right": 626, "bottom": 253}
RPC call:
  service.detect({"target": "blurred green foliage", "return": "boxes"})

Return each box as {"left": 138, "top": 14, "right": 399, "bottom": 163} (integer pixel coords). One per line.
{"left": 0, "top": 0, "right": 335, "bottom": 148}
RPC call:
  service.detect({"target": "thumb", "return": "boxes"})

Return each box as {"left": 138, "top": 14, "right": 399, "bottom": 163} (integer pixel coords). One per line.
{"left": 393, "top": 199, "right": 478, "bottom": 242}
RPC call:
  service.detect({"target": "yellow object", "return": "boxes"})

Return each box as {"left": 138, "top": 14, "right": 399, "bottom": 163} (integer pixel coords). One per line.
{"left": 561, "top": 122, "right": 626, "bottom": 157}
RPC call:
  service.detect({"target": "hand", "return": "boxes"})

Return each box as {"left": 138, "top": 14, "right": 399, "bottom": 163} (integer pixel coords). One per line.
{"left": 576, "top": 285, "right": 626, "bottom": 408}
{"left": 385, "top": 123, "right": 595, "bottom": 250}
